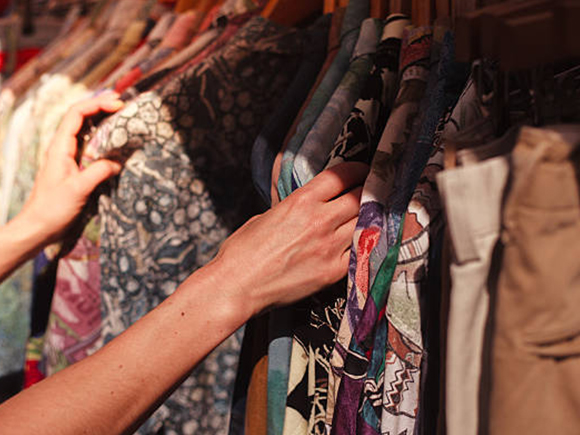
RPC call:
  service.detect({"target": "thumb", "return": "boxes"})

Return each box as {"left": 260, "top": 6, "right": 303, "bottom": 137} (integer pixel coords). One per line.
{"left": 76, "top": 159, "right": 122, "bottom": 197}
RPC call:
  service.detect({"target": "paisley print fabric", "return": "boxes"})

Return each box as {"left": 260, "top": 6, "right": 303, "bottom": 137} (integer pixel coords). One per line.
{"left": 41, "top": 0, "right": 267, "bottom": 383}
{"left": 88, "top": 17, "right": 304, "bottom": 434}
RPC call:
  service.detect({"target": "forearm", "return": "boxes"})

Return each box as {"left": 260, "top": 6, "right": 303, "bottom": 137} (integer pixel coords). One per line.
{"left": 0, "top": 210, "right": 50, "bottom": 282}
{"left": 0, "top": 259, "right": 251, "bottom": 435}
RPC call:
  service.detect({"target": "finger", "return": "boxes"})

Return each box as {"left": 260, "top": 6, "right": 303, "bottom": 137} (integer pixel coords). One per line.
{"left": 52, "top": 93, "right": 125, "bottom": 157}
{"left": 335, "top": 216, "right": 358, "bottom": 253}
{"left": 339, "top": 247, "right": 353, "bottom": 277}
{"left": 326, "top": 185, "right": 363, "bottom": 228}
{"left": 75, "top": 159, "right": 122, "bottom": 197}
{"left": 302, "top": 162, "right": 369, "bottom": 203}
{"left": 58, "top": 92, "right": 123, "bottom": 137}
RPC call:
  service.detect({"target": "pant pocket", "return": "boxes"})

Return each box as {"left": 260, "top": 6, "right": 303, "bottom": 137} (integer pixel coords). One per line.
{"left": 523, "top": 324, "right": 580, "bottom": 358}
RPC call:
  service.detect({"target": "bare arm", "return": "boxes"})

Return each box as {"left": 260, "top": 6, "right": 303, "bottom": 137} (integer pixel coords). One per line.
{"left": 0, "top": 94, "right": 368, "bottom": 435}
{"left": 0, "top": 161, "right": 367, "bottom": 435}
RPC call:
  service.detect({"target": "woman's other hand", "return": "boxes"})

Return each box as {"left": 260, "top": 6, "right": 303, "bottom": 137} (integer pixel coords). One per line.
{"left": 19, "top": 91, "right": 125, "bottom": 245}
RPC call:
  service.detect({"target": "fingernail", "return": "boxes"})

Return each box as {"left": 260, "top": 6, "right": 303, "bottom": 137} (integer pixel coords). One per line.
{"left": 110, "top": 161, "right": 123, "bottom": 173}
{"left": 102, "top": 89, "right": 120, "bottom": 98}
{"left": 110, "top": 100, "right": 125, "bottom": 110}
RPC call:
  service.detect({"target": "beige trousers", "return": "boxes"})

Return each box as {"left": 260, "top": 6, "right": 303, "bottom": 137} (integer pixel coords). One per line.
{"left": 490, "top": 125, "right": 580, "bottom": 434}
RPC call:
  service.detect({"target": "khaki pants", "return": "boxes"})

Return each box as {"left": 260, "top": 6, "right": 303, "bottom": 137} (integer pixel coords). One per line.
{"left": 490, "top": 126, "right": 580, "bottom": 434}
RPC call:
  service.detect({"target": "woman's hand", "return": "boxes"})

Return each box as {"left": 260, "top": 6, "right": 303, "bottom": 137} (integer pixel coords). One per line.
{"left": 19, "top": 91, "right": 125, "bottom": 245}
{"left": 0, "top": 92, "right": 125, "bottom": 282}
{"left": 193, "top": 162, "right": 369, "bottom": 319}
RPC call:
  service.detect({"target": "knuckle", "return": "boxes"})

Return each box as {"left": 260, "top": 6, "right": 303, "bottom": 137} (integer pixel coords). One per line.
{"left": 319, "top": 169, "right": 341, "bottom": 189}
{"left": 288, "top": 188, "right": 313, "bottom": 211}
{"left": 310, "top": 213, "right": 331, "bottom": 235}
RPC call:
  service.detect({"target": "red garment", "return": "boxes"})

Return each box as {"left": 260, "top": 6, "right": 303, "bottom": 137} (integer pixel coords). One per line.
{"left": 23, "top": 359, "right": 45, "bottom": 389}
{"left": 0, "top": 47, "right": 42, "bottom": 74}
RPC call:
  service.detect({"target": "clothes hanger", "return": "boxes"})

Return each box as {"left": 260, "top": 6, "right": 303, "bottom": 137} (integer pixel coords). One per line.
{"left": 455, "top": 0, "right": 568, "bottom": 62}
{"left": 261, "top": 0, "right": 324, "bottom": 27}
{"left": 479, "top": 0, "right": 554, "bottom": 60}
{"left": 191, "top": 0, "right": 217, "bottom": 16}
{"left": 455, "top": 0, "right": 530, "bottom": 62}
{"left": 436, "top": 0, "right": 451, "bottom": 19}
{"left": 496, "top": 0, "right": 580, "bottom": 71}
{"left": 324, "top": 0, "right": 337, "bottom": 14}
{"left": 174, "top": 0, "right": 201, "bottom": 13}
{"left": 412, "top": 0, "right": 433, "bottom": 26}
{"left": 21, "top": 0, "right": 33, "bottom": 35}
{"left": 488, "top": 1, "right": 580, "bottom": 134}
{"left": 370, "top": 0, "right": 389, "bottom": 18}
{"left": 389, "top": 0, "right": 412, "bottom": 16}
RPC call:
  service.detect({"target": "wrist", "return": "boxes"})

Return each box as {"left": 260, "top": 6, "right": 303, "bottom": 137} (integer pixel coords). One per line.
{"left": 6, "top": 209, "right": 51, "bottom": 254}
{"left": 13, "top": 205, "right": 55, "bottom": 249}
{"left": 0, "top": 210, "right": 50, "bottom": 282}
{"left": 176, "top": 256, "right": 255, "bottom": 331}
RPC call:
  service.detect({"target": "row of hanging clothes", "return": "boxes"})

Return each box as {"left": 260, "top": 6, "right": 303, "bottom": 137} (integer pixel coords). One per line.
{"left": 0, "top": 0, "right": 579, "bottom": 434}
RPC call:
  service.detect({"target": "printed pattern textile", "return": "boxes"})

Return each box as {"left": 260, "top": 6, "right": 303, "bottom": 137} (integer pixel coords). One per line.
{"left": 331, "top": 30, "right": 469, "bottom": 435}
{"left": 284, "top": 284, "right": 347, "bottom": 435}
{"left": 41, "top": 0, "right": 266, "bottom": 381}
{"left": 268, "top": 3, "right": 370, "bottom": 434}
{"left": 234, "top": 10, "right": 343, "bottom": 435}
{"left": 0, "top": 76, "right": 86, "bottom": 376}
{"left": 3, "top": 77, "right": 89, "bottom": 379}
{"left": 326, "top": 26, "right": 433, "bottom": 428}
{"left": 81, "top": 19, "right": 149, "bottom": 88}
{"left": 279, "top": 15, "right": 408, "bottom": 435}
{"left": 269, "top": 7, "right": 345, "bottom": 205}
{"left": 0, "top": 0, "right": 141, "bottom": 380}
{"left": 323, "top": 14, "right": 409, "bottom": 170}
{"left": 113, "top": 11, "right": 200, "bottom": 93}
{"left": 43, "top": 217, "right": 103, "bottom": 374}
{"left": 290, "top": 17, "right": 383, "bottom": 189}
{"left": 277, "top": 0, "right": 370, "bottom": 199}
{"left": 250, "top": 14, "right": 331, "bottom": 206}
{"left": 120, "top": 9, "right": 257, "bottom": 102}
{"left": 91, "top": 17, "right": 304, "bottom": 434}
{"left": 102, "top": 12, "right": 177, "bottom": 89}
{"left": 373, "top": 64, "right": 475, "bottom": 435}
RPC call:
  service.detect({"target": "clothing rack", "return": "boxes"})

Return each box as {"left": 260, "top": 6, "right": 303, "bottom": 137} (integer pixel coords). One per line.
{"left": 0, "top": 1, "right": 578, "bottom": 434}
